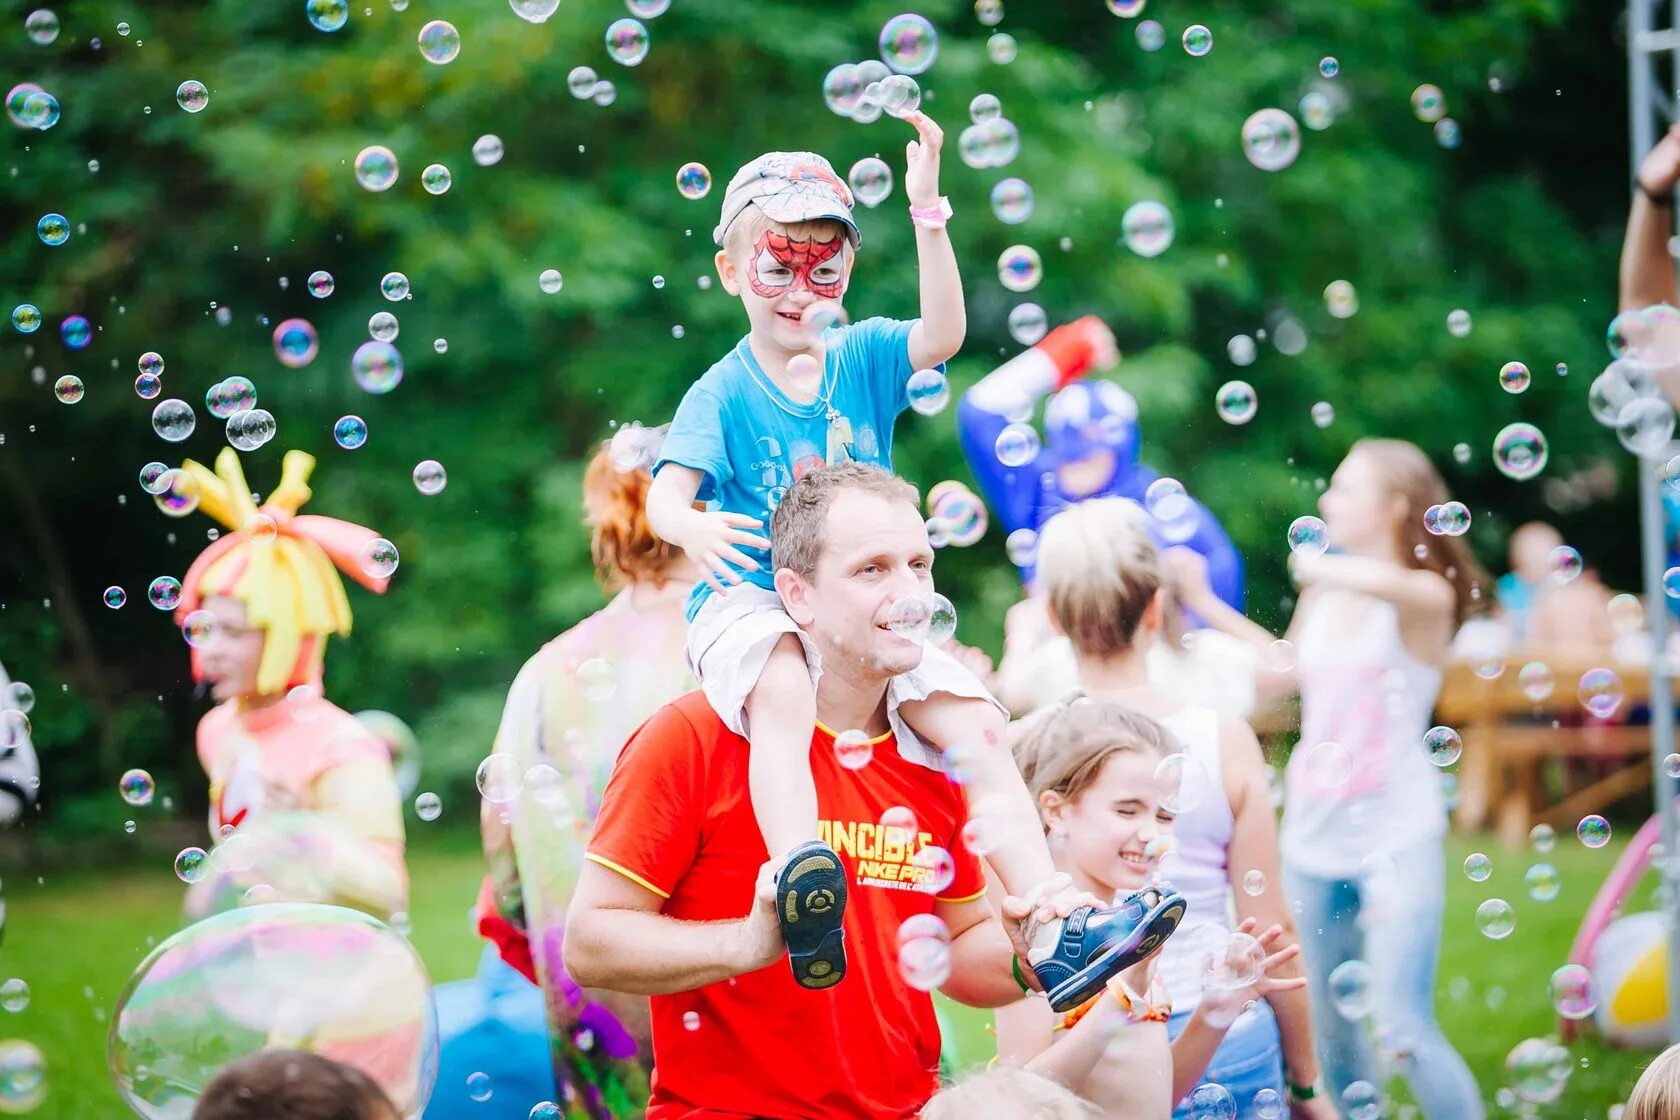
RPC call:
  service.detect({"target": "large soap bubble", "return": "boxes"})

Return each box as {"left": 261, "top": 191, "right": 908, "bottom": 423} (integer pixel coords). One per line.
{"left": 109, "top": 904, "right": 438, "bottom": 1119}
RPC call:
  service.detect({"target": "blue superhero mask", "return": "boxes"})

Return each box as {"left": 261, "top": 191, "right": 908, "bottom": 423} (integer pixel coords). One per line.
{"left": 1044, "top": 380, "right": 1142, "bottom": 495}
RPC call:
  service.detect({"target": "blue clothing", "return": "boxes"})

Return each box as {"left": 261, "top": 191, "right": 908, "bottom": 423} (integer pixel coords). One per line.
{"left": 657, "top": 318, "right": 925, "bottom": 619}
{"left": 430, "top": 945, "right": 560, "bottom": 1119}
{"left": 955, "top": 387, "right": 1245, "bottom": 610}
{"left": 1167, "top": 1000, "right": 1284, "bottom": 1120}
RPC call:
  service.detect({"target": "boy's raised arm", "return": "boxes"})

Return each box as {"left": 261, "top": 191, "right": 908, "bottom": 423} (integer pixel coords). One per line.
{"left": 903, "top": 112, "right": 965, "bottom": 370}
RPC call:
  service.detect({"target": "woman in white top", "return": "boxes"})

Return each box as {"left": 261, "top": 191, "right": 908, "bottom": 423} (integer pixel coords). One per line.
{"left": 1221, "top": 439, "right": 1484, "bottom": 1118}
{"left": 1027, "top": 497, "right": 1333, "bottom": 1120}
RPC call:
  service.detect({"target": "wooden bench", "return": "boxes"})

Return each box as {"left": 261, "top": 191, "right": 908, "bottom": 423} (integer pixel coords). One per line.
{"left": 1437, "top": 656, "right": 1657, "bottom": 847}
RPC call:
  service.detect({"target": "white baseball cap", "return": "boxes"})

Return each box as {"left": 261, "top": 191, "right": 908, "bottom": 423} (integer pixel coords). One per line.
{"left": 713, "top": 151, "right": 861, "bottom": 249}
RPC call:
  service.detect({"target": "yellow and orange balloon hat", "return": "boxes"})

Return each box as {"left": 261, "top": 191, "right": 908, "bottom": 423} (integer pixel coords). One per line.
{"left": 174, "top": 447, "right": 391, "bottom": 695}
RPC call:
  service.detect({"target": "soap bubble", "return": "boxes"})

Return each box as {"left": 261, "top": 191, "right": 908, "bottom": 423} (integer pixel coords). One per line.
{"left": 1617, "top": 397, "right": 1677, "bottom": 457}
{"left": 1412, "top": 84, "right": 1446, "bottom": 122}
{"left": 605, "top": 18, "right": 649, "bottom": 66}
{"left": 11, "top": 304, "right": 41, "bottom": 333}
{"left": 969, "top": 92, "right": 1001, "bottom": 123}
{"left": 352, "top": 341, "right": 403, "bottom": 394}
{"left": 109, "top": 904, "right": 438, "bottom": 1119}
{"left": 1423, "top": 725, "right": 1462, "bottom": 767}
{"left": 1153, "top": 752, "right": 1213, "bottom": 815}
{"left": 907, "top": 369, "right": 949, "bottom": 415}
{"left": 358, "top": 538, "right": 399, "bottom": 580}
{"left": 53, "top": 374, "right": 83, "bottom": 403}
{"left": 1287, "top": 516, "right": 1329, "bottom": 557}
{"left": 151, "top": 399, "right": 196, "bottom": 443}
{"left": 1531, "top": 823, "right": 1557, "bottom": 852}
{"left": 885, "top": 595, "right": 933, "bottom": 643}
{"left": 1242, "top": 869, "right": 1266, "bottom": 896}
{"left": 1492, "top": 422, "right": 1548, "bottom": 481}
{"left": 1121, "top": 200, "right": 1174, "bottom": 257}
{"left": 307, "top": 0, "right": 349, "bottom": 32}
{"left": 1447, "top": 308, "right": 1472, "bottom": 337}
{"left": 417, "top": 20, "right": 460, "bottom": 64}
{"left": 1464, "top": 852, "right": 1492, "bottom": 882}
{"left": 368, "top": 312, "right": 400, "bottom": 343}
{"left": 879, "top": 13, "right": 938, "bottom": 75}
{"left": 174, "top": 847, "right": 208, "bottom": 883}
{"left": 1305, "top": 741, "right": 1351, "bottom": 789}
{"left": 476, "top": 754, "right": 520, "bottom": 802}
{"left": 1476, "top": 898, "right": 1516, "bottom": 939}
{"left": 898, "top": 933, "right": 952, "bottom": 991}
{"left": 105, "top": 585, "right": 128, "bottom": 609}
{"left": 154, "top": 471, "right": 201, "bottom": 517}
{"left": 354, "top": 146, "right": 398, "bottom": 192}
{"left": 996, "top": 245, "right": 1042, "bottom": 292}
{"left": 472, "top": 135, "right": 504, "bottom": 166}
{"left": 412, "top": 460, "right": 447, "bottom": 496}
{"left": 994, "top": 423, "right": 1040, "bottom": 467}
{"left": 19, "top": 88, "right": 59, "bottom": 130}
{"left": 333, "top": 415, "right": 368, "bottom": 450}
{"left": 1506, "top": 1037, "right": 1571, "bottom": 1105}
{"left": 821, "top": 64, "right": 864, "bottom": 116}
{"left": 273, "top": 318, "right": 319, "bottom": 368}
{"left": 1181, "top": 23, "right": 1212, "bottom": 55}
{"left": 421, "top": 164, "right": 451, "bottom": 195}
{"left": 538, "top": 269, "right": 563, "bottom": 294}
{"left": 1227, "top": 335, "right": 1256, "bottom": 365}
{"left": 675, "top": 162, "right": 712, "bottom": 200}
{"left": 465, "top": 1073, "right": 492, "bottom": 1102}
{"left": 848, "top": 158, "right": 893, "bottom": 208}
{"left": 120, "top": 768, "right": 156, "bottom": 806}
{"left": 927, "top": 593, "right": 957, "bottom": 644}
{"left": 1108, "top": 0, "right": 1146, "bottom": 13}
{"left": 36, "top": 212, "right": 68, "bottom": 246}
{"left": 1578, "top": 668, "right": 1623, "bottom": 719}
{"left": 307, "top": 271, "right": 335, "bottom": 298}
{"left": 1216, "top": 380, "right": 1257, "bottom": 425}
{"left": 1525, "top": 862, "right": 1560, "bottom": 902}
{"left": 1311, "top": 401, "right": 1335, "bottom": 427}
{"left": 1324, "top": 280, "right": 1358, "bottom": 318}
{"left": 1320, "top": 56, "right": 1339, "bottom": 78}
{"left": 1329, "top": 959, "right": 1375, "bottom": 1019}
{"left": 25, "top": 9, "right": 59, "bottom": 44}
{"left": 1187, "top": 1083, "right": 1235, "bottom": 1120}
{"left": 1548, "top": 545, "right": 1582, "bottom": 583}
{"left": 990, "top": 177, "right": 1034, "bottom": 224}
{"left": 0, "top": 1040, "right": 45, "bottom": 1112}
{"left": 414, "top": 792, "right": 442, "bottom": 822}
{"left": 510, "top": 0, "right": 560, "bottom": 23}
{"left": 1241, "top": 109, "right": 1301, "bottom": 171}
{"left": 176, "top": 79, "right": 209, "bottom": 113}
{"left": 148, "top": 576, "right": 182, "bottom": 610}
{"left": 1007, "top": 302, "right": 1047, "bottom": 346}
{"left": 1577, "top": 814, "right": 1611, "bottom": 848}
{"left": 834, "top": 729, "right": 875, "bottom": 771}
{"left": 1341, "top": 1082, "right": 1382, "bottom": 1120}
{"left": 1550, "top": 964, "right": 1596, "bottom": 1020}
{"left": 1518, "top": 662, "right": 1554, "bottom": 702}
{"left": 1499, "top": 360, "right": 1531, "bottom": 393}
{"left": 61, "top": 314, "right": 91, "bottom": 348}
{"left": 986, "top": 31, "right": 1017, "bottom": 64}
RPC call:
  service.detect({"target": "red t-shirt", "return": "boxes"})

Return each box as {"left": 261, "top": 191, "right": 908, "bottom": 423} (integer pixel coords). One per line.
{"left": 585, "top": 691, "right": 985, "bottom": 1120}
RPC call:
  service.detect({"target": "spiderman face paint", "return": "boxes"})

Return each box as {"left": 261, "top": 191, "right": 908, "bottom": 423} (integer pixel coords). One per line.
{"left": 748, "top": 232, "right": 847, "bottom": 300}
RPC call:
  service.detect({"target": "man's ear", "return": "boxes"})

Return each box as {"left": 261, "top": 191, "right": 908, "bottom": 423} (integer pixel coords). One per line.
{"left": 774, "top": 567, "right": 816, "bottom": 628}
{"left": 715, "top": 248, "right": 741, "bottom": 297}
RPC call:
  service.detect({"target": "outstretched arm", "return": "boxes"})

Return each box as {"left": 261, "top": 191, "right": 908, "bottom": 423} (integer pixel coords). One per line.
{"left": 902, "top": 112, "right": 966, "bottom": 369}
{"left": 1622, "top": 124, "right": 1680, "bottom": 313}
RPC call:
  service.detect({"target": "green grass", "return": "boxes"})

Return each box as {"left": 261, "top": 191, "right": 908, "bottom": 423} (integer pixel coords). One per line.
{"left": 1, "top": 828, "right": 1663, "bottom": 1117}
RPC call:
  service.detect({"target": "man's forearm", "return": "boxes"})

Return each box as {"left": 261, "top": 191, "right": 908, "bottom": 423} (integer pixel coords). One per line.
{"left": 565, "top": 906, "right": 758, "bottom": 995}
{"left": 1620, "top": 192, "right": 1678, "bottom": 311}
{"left": 940, "top": 919, "right": 1030, "bottom": 1009}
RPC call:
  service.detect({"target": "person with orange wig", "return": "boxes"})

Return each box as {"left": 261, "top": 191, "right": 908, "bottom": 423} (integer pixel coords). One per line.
{"left": 169, "top": 447, "right": 406, "bottom": 922}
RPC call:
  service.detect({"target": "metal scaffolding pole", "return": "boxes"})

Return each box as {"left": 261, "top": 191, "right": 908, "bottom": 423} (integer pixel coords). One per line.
{"left": 1627, "top": 0, "right": 1680, "bottom": 1045}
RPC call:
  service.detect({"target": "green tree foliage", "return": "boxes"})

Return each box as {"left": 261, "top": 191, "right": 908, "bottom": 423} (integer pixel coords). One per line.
{"left": 0, "top": 0, "right": 1635, "bottom": 826}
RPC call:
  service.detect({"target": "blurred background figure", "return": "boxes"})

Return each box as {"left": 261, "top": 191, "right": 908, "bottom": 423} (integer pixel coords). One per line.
{"left": 0, "top": 662, "right": 40, "bottom": 829}
{"left": 1496, "top": 521, "right": 1565, "bottom": 643}
{"left": 436, "top": 435, "right": 697, "bottom": 1119}
{"left": 170, "top": 449, "right": 406, "bottom": 922}
{"left": 192, "top": 1050, "right": 401, "bottom": 1120}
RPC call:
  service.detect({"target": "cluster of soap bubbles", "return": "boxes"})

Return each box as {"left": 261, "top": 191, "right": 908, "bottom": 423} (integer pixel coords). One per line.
{"left": 1595, "top": 305, "right": 1680, "bottom": 456}
{"left": 564, "top": 66, "right": 617, "bottom": 108}
{"left": 1422, "top": 500, "right": 1471, "bottom": 536}
{"left": 1410, "top": 84, "right": 1461, "bottom": 148}
{"left": 6, "top": 81, "right": 61, "bottom": 130}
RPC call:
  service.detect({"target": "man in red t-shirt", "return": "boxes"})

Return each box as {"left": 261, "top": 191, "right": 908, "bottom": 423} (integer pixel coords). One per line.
{"left": 565, "top": 465, "right": 1047, "bottom": 1119}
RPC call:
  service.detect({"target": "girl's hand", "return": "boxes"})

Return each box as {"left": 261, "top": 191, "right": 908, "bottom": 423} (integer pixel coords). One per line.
{"left": 903, "top": 112, "right": 945, "bottom": 209}
{"left": 1198, "top": 918, "right": 1305, "bottom": 1025}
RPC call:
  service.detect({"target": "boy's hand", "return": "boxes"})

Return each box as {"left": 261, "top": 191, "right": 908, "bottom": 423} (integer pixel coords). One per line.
{"left": 903, "top": 112, "right": 944, "bottom": 209}
{"left": 677, "top": 509, "right": 769, "bottom": 593}
{"left": 1640, "top": 123, "right": 1680, "bottom": 199}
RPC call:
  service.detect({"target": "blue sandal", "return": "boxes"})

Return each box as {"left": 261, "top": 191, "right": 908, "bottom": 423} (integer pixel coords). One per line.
{"left": 1032, "top": 884, "right": 1188, "bottom": 1013}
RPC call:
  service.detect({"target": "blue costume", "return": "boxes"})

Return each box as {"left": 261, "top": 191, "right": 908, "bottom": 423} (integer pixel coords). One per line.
{"left": 955, "top": 318, "right": 1244, "bottom": 608}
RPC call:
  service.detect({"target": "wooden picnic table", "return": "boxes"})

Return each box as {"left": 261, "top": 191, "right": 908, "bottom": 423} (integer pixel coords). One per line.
{"left": 1437, "top": 655, "right": 1659, "bottom": 847}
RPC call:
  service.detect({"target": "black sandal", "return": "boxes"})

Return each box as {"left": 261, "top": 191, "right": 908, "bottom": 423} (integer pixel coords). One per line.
{"left": 775, "top": 840, "right": 848, "bottom": 990}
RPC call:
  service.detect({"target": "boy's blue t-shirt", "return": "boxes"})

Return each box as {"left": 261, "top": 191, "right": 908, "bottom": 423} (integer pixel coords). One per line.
{"left": 656, "top": 316, "right": 927, "bottom": 620}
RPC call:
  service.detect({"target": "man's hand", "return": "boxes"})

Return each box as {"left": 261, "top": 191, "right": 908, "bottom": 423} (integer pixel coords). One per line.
{"left": 998, "top": 873, "right": 1102, "bottom": 990}
{"left": 731, "top": 858, "right": 786, "bottom": 974}
{"left": 1640, "top": 123, "right": 1680, "bottom": 198}
{"left": 674, "top": 509, "right": 769, "bottom": 594}
{"left": 903, "top": 112, "right": 944, "bottom": 209}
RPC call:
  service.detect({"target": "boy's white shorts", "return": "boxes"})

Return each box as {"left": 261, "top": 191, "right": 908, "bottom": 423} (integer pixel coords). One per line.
{"left": 684, "top": 582, "right": 1004, "bottom": 770}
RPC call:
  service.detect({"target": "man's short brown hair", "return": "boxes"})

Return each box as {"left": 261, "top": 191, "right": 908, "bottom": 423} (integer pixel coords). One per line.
{"left": 193, "top": 1050, "right": 398, "bottom": 1120}
{"left": 770, "top": 463, "right": 919, "bottom": 577}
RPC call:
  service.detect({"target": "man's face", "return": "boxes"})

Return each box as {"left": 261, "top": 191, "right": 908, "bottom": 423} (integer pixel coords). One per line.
{"left": 196, "top": 595, "right": 268, "bottom": 702}
{"left": 781, "top": 489, "right": 934, "bottom": 679}
{"left": 717, "top": 227, "right": 852, "bottom": 352}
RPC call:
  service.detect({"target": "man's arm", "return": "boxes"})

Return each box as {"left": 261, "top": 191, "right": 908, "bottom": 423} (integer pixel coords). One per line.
{"left": 563, "top": 856, "right": 783, "bottom": 995}
{"left": 1621, "top": 124, "right": 1680, "bottom": 313}
{"left": 935, "top": 893, "right": 1028, "bottom": 1008}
